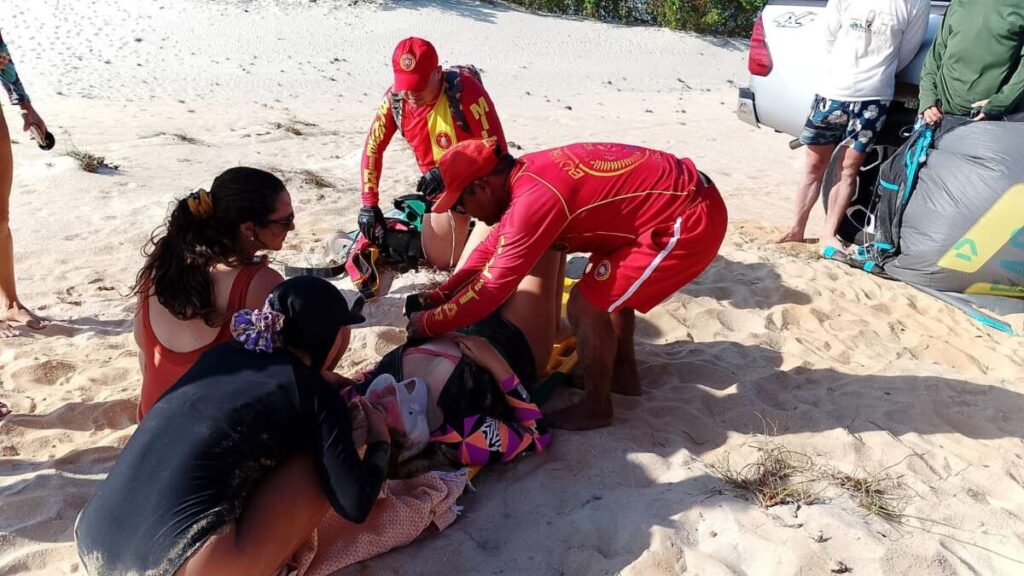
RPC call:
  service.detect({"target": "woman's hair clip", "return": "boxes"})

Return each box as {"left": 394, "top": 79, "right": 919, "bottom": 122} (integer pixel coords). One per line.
{"left": 186, "top": 188, "right": 214, "bottom": 219}
{"left": 230, "top": 295, "right": 284, "bottom": 353}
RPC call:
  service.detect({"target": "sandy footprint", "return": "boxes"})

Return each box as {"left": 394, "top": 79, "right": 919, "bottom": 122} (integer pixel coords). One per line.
{"left": 8, "top": 359, "right": 79, "bottom": 388}
{"left": 54, "top": 444, "right": 123, "bottom": 472}
{"left": 910, "top": 339, "right": 988, "bottom": 376}
{"left": 4, "top": 399, "right": 136, "bottom": 433}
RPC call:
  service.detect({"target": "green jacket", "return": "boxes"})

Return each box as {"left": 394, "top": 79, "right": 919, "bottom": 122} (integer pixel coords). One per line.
{"left": 918, "top": 0, "right": 1024, "bottom": 118}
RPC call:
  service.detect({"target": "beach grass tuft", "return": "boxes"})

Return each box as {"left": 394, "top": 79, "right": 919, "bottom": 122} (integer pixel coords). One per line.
{"left": 825, "top": 467, "right": 906, "bottom": 523}
{"left": 66, "top": 147, "right": 119, "bottom": 173}
{"left": 262, "top": 165, "right": 337, "bottom": 190}
{"left": 711, "top": 440, "right": 821, "bottom": 508}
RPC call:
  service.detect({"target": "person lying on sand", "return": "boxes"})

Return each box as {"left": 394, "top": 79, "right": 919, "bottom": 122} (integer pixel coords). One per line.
{"left": 354, "top": 247, "right": 564, "bottom": 470}
{"left": 130, "top": 167, "right": 292, "bottom": 420}
{"left": 358, "top": 37, "right": 505, "bottom": 270}
{"left": 76, "top": 277, "right": 413, "bottom": 576}
{"left": 408, "top": 140, "right": 728, "bottom": 431}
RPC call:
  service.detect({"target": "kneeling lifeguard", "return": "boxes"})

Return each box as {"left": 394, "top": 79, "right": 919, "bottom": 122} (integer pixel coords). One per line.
{"left": 408, "top": 139, "right": 728, "bottom": 430}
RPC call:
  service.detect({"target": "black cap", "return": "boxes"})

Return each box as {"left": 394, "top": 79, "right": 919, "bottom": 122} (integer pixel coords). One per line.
{"left": 270, "top": 276, "right": 364, "bottom": 367}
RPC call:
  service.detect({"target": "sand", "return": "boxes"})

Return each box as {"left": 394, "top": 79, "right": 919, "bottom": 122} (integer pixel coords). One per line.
{"left": 1, "top": 1, "right": 1023, "bottom": 575}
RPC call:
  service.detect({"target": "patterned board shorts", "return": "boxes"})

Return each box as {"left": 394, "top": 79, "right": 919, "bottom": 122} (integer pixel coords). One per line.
{"left": 799, "top": 95, "right": 890, "bottom": 153}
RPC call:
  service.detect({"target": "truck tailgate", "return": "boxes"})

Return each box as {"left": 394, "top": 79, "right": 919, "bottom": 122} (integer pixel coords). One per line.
{"left": 749, "top": 2, "right": 829, "bottom": 137}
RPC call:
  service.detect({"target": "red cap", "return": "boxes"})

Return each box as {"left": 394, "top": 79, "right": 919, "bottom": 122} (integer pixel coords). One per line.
{"left": 432, "top": 139, "right": 501, "bottom": 213}
{"left": 392, "top": 37, "right": 439, "bottom": 92}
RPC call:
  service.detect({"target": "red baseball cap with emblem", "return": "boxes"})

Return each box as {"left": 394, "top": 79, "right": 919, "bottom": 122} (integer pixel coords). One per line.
{"left": 392, "top": 37, "right": 439, "bottom": 92}
{"left": 432, "top": 139, "right": 501, "bottom": 213}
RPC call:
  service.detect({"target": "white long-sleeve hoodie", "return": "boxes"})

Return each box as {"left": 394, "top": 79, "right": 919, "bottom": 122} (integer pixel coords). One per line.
{"left": 819, "top": 0, "right": 931, "bottom": 102}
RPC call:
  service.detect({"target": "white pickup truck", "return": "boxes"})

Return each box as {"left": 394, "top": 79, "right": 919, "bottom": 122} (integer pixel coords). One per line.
{"left": 737, "top": 0, "right": 950, "bottom": 146}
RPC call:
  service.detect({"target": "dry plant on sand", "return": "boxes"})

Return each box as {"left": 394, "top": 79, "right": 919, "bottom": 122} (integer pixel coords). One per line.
{"left": 272, "top": 117, "right": 319, "bottom": 136}
{"left": 709, "top": 420, "right": 822, "bottom": 508}
{"left": 152, "top": 131, "right": 207, "bottom": 146}
{"left": 295, "top": 169, "right": 336, "bottom": 190}
{"left": 263, "top": 165, "right": 337, "bottom": 190}
{"left": 710, "top": 442, "right": 822, "bottom": 507}
{"left": 66, "top": 147, "right": 119, "bottom": 173}
{"left": 824, "top": 464, "right": 907, "bottom": 523}
{"left": 709, "top": 418, "right": 912, "bottom": 523}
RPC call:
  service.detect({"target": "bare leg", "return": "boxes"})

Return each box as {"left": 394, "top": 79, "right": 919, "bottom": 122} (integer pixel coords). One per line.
{"left": 553, "top": 252, "right": 570, "bottom": 340}
{"left": 176, "top": 454, "right": 329, "bottom": 576}
{"left": 0, "top": 108, "right": 43, "bottom": 335}
{"left": 499, "top": 250, "right": 562, "bottom": 378}
{"left": 546, "top": 287, "right": 614, "bottom": 430}
{"left": 777, "top": 144, "right": 834, "bottom": 243}
{"left": 454, "top": 220, "right": 491, "bottom": 271}
{"left": 421, "top": 211, "right": 471, "bottom": 270}
{"left": 820, "top": 146, "right": 866, "bottom": 253}
{"left": 610, "top": 308, "right": 640, "bottom": 396}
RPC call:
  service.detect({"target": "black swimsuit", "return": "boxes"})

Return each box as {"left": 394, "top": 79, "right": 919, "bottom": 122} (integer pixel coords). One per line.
{"left": 75, "top": 343, "right": 388, "bottom": 576}
{"left": 360, "top": 311, "right": 543, "bottom": 466}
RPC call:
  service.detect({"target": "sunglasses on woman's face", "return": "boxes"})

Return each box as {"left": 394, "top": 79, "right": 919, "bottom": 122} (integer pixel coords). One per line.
{"left": 260, "top": 212, "right": 295, "bottom": 227}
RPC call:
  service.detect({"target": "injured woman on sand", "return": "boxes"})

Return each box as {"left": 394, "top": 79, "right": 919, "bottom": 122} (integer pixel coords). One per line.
{"left": 351, "top": 247, "right": 564, "bottom": 470}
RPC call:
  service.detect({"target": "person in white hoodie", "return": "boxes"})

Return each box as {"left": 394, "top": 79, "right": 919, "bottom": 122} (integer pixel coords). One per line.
{"left": 778, "top": 0, "right": 929, "bottom": 253}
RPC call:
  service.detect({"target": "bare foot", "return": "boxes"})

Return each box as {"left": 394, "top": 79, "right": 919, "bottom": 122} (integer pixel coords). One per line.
{"left": 0, "top": 320, "right": 18, "bottom": 338}
{"left": 0, "top": 302, "right": 47, "bottom": 331}
{"left": 775, "top": 229, "right": 806, "bottom": 244}
{"left": 546, "top": 401, "right": 612, "bottom": 431}
{"left": 819, "top": 235, "right": 845, "bottom": 256}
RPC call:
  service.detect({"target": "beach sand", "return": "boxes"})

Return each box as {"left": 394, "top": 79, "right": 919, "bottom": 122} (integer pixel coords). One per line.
{"left": 1, "top": 1, "right": 1023, "bottom": 574}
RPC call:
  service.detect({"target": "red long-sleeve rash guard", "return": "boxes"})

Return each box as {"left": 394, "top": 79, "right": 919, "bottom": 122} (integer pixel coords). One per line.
{"left": 360, "top": 71, "right": 506, "bottom": 207}
{"left": 417, "top": 143, "right": 704, "bottom": 336}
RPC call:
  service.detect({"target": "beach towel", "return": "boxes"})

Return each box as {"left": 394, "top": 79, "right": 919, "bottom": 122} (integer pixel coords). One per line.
{"left": 287, "top": 469, "right": 469, "bottom": 576}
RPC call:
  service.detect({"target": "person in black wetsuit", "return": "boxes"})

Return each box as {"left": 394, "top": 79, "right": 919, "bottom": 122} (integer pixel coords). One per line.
{"left": 75, "top": 276, "right": 409, "bottom": 576}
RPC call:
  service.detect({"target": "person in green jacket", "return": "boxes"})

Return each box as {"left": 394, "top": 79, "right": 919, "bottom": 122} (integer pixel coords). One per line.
{"left": 920, "top": 0, "right": 1024, "bottom": 123}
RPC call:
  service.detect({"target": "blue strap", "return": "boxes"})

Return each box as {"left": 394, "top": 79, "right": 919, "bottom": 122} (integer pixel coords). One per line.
{"left": 968, "top": 310, "right": 1016, "bottom": 335}
{"left": 903, "top": 127, "right": 934, "bottom": 203}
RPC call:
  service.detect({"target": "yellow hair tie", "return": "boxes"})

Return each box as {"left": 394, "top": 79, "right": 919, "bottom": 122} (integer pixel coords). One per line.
{"left": 187, "top": 188, "right": 214, "bottom": 219}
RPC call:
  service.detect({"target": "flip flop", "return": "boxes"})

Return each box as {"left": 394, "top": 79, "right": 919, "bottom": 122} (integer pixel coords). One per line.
{"left": 821, "top": 245, "right": 851, "bottom": 263}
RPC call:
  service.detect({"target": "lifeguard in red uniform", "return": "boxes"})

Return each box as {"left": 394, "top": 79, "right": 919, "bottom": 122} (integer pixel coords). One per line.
{"left": 409, "top": 140, "right": 728, "bottom": 430}
{"left": 359, "top": 37, "right": 505, "bottom": 268}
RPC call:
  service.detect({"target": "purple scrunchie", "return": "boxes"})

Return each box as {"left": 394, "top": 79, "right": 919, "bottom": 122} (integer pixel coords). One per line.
{"left": 230, "top": 295, "right": 284, "bottom": 353}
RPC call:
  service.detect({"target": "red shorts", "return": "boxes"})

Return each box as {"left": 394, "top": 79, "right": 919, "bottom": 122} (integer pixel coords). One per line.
{"left": 575, "top": 182, "right": 727, "bottom": 313}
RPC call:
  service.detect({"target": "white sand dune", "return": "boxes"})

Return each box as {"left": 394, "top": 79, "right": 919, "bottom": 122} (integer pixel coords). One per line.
{"left": 1, "top": 1, "right": 1023, "bottom": 575}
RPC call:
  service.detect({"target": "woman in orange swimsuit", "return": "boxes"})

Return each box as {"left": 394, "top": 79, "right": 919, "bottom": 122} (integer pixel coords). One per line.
{"left": 130, "top": 167, "right": 295, "bottom": 419}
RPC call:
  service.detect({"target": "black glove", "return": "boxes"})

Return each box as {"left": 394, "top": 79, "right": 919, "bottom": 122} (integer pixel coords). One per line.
{"left": 403, "top": 290, "right": 443, "bottom": 318}
{"left": 357, "top": 205, "right": 385, "bottom": 245}
{"left": 404, "top": 293, "right": 427, "bottom": 317}
{"left": 416, "top": 168, "right": 445, "bottom": 204}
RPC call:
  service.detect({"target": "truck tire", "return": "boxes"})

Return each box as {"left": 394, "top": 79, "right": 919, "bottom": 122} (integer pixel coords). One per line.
{"left": 820, "top": 144, "right": 893, "bottom": 245}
